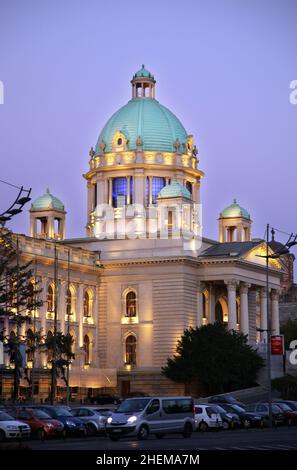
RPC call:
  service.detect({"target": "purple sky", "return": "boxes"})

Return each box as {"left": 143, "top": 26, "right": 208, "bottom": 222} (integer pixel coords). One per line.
{"left": 1, "top": 0, "right": 297, "bottom": 251}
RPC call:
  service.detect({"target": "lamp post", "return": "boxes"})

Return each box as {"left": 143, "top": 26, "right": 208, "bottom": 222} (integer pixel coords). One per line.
{"left": 257, "top": 226, "right": 297, "bottom": 427}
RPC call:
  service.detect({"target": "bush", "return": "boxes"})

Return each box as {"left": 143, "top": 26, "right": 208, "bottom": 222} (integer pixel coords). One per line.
{"left": 271, "top": 374, "right": 297, "bottom": 399}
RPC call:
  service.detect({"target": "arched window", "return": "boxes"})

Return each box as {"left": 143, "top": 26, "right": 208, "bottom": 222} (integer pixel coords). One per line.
{"left": 215, "top": 301, "right": 224, "bottom": 323}
{"left": 66, "top": 288, "right": 72, "bottom": 316}
{"left": 125, "top": 335, "right": 136, "bottom": 365}
{"left": 46, "top": 331, "right": 53, "bottom": 363}
{"left": 27, "top": 329, "right": 34, "bottom": 362}
{"left": 47, "top": 285, "right": 54, "bottom": 312}
{"left": 84, "top": 334, "right": 90, "bottom": 365}
{"left": 126, "top": 291, "right": 136, "bottom": 317}
{"left": 83, "top": 291, "right": 91, "bottom": 317}
{"left": 112, "top": 177, "right": 127, "bottom": 208}
{"left": 185, "top": 181, "right": 192, "bottom": 194}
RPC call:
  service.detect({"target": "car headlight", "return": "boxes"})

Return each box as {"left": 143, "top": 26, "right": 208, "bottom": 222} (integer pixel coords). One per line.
{"left": 107, "top": 417, "right": 112, "bottom": 424}
{"left": 127, "top": 416, "right": 137, "bottom": 424}
{"left": 7, "top": 426, "right": 18, "bottom": 430}
{"left": 45, "top": 422, "right": 53, "bottom": 428}
{"left": 65, "top": 420, "right": 76, "bottom": 427}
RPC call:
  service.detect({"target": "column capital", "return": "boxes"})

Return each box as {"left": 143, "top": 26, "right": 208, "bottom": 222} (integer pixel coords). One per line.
{"left": 271, "top": 289, "right": 280, "bottom": 301}
{"left": 197, "top": 281, "right": 205, "bottom": 293}
{"left": 260, "top": 287, "right": 267, "bottom": 298}
{"left": 225, "top": 279, "right": 238, "bottom": 291}
{"left": 240, "top": 282, "right": 251, "bottom": 294}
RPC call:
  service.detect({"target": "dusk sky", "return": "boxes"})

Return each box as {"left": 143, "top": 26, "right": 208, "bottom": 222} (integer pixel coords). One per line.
{"left": 0, "top": 0, "right": 297, "bottom": 248}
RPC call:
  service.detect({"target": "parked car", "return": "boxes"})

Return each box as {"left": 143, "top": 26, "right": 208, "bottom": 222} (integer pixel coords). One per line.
{"left": 0, "top": 410, "right": 31, "bottom": 441}
{"left": 33, "top": 405, "right": 86, "bottom": 436}
{"left": 194, "top": 404, "right": 223, "bottom": 431}
{"left": 7, "top": 407, "right": 65, "bottom": 439}
{"left": 217, "top": 403, "right": 264, "bottom": 428}
{"left": 71, "top": 407, "right": 113, "bottom": 435}
{"left": 209, "top": 404, "right": 241, "bottom": 429}
{"left": 279, "top": 400, "right": 297, "bottom": 412}
{"left": 273, "top": 402, "right": 297, "bottom": 425}
{"left": 245, "top": 403, "right": 285, "bottom": 426}
{"left": 208, "top": 395, "right": 243, "bottom": 406}
{"left": 106, "top": 396, "right": 195, "bottom": 441}
{"left": 89, "top": 394, "right": 120, "bottom": 405}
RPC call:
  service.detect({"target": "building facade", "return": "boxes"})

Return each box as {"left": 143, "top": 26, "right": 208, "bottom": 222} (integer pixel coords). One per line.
{"left": 0, "top": 67, "right": 283, "bottom": 401}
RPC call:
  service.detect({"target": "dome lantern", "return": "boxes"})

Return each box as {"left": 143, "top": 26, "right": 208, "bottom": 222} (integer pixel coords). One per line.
{"left": 218, "top": 199, "right": 252, "bottom": 242}
{"left": 131, "top": 64, "right": 156, "bottom": 99}
{"left": 30, "top": 188, "right": 66, "bottom": 240}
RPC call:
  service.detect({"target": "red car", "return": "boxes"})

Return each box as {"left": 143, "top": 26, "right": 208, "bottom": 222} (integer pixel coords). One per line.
{"left": 274, "top": 402, "right": 297, "bottom": 425}
{"left": 8, "top": 407, "right": 65, "bottom": 439}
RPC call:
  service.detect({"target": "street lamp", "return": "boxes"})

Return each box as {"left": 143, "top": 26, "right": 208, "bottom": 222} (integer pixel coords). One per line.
{"left": 257, "top": 225, "right": 297, "bottom": 427}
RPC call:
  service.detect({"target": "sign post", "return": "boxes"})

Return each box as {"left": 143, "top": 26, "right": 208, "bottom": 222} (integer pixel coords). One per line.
{"left": 270, "top": 334, "right": 284, "bottom": 355}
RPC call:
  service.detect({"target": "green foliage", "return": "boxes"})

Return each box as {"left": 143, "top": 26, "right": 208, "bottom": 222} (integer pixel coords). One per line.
{"left": 40, "top": 332, "right": 75, "bottom": 384}
{"left": 272, "top": 374, "right": 297, "bottom": 400}
{"left": 162, "top": 322, "right": 264, "bottom": 395}
{"left": 280, "top": 318, "right": 297, "bottom": 350}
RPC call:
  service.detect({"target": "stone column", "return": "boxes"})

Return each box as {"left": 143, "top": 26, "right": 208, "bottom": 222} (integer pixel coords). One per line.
{"left": 59, "top": 281, "right": 66, "bottom": 334}
{"left": 271, "top": 290, "right": 280, "bottom": 335}
{"left": 207, "top": 284, "right": 215, "bottom": 324}
{"left": 226, "top": 280, "right": 237, "bottom": 330}
{"left": 40, "top": 277, "right": 48, "bottom": 367}
{"left": 134, "top": 170, "right": 145, "bottom": 206}
{"left": 240, "top": 282, "right": 250, "bottom": 337}
{"left": 197, "top": 282, "right": 205, "bottom": 327}
{"left": 260, "top": 288, "right": 268, "bottom": 342}
{"left": 77, "top": 284, "right": 84, "bottom": 348}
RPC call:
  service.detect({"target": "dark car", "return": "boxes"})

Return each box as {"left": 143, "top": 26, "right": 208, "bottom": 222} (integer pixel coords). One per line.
{"left": 33, "top": 405, "right": 86, "bottom": 436}
{"left": 7, "top": 407, "right": 65, "bottom": 439}
{"left": 280, "top": 400, "right": 297, "bottom": 412}
{"left": 245, "top": 403, "right": 285, "bottom": 426}
{"left": 218, "top": 403, "right": 264, "bottom": 428}
{"left": 273, "top": 402, "right": 297, "bottom": 425}
{"left": 208, "top": 395, "right": 243, "bottom": 406}
{"left": 209, "top": 404, "right": 241, "bottom": 429}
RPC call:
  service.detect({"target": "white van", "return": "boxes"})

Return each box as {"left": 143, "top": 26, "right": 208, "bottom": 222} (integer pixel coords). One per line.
{"left": 106, "top": 396, "right": 195, "bottom": 440}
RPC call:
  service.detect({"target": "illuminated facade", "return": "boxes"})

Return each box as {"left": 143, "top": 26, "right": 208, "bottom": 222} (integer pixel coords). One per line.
{"left": 0, "top": 67, "right": 283, "bottom": 400}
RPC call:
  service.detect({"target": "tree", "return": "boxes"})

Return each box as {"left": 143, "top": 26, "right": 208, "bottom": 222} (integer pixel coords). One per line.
{"left": 162, "top": 322, "right": 264, "bottom": 396}
{"left": 0, "top": 229, "right": 42, "bottom": 402}
{"left": 280, "top": 318, "right": 297, "bottom": 350}
{"left": 40, "top": 331, "right": 75, "bottom": 398}
{"left": 272, "top": 375, "right": 297, "bottom": 400}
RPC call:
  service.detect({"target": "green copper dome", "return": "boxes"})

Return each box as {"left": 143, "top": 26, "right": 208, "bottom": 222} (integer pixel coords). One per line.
{"left": 220, "top": 199, "right": 250, "bottom": 220}
{"left": 133, "top": 64, "right": 154, "bottom": 79}
{"left": 158, "top": 179, "right": 192, "bottom": 200}
{"left": 96, "top": 68, "right": 188, "bottom": 154}
{"left": 31, "top": 188, "right": 64, "bottom": 212}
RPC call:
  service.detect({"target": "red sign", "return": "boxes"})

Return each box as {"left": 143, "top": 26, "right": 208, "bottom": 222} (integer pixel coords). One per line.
{"left": 271, "top": 335, "right": 284, "bottom": 355}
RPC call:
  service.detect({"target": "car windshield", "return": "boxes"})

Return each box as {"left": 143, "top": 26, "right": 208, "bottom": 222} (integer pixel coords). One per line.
{"left": 32, "top": 409, "right": 52, "bottom": 419}
{"left": 0, "top": 411, "right": 14, "bottom": 421}
{"left": 54, "top": 408, "right": 73, "bottom": 417}
{"left": 275, "top": 403, "right": 291, "bottom": 411}
{"left": 286, "top": 402, "right": 297, "bottom": 411}
{"left": 212, "top": 405, "right": 226, "bottom": 413}
{"left": 115, "top": 398, "right": 151, "bottom": 413}
{"left": 271, "top": 404, "right": 282, "bottom": 413}
{"left": 230, "top": 405, "right": 245, "bottom": 413}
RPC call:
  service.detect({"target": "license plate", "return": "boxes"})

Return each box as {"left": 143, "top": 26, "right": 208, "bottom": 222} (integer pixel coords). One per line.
{"left": 113, "top": 429, "right": 122, "bottom": 433}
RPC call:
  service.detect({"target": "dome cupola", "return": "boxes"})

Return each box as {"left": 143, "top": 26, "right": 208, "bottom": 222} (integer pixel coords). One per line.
{"left": 218, "top": 199, "right": 252, "bottom": 243}
{"left": 30, "top": 188, "right": 66, "bottom": 240}
{"left": 131, "top": 64, "right": 156, "bottom": 99}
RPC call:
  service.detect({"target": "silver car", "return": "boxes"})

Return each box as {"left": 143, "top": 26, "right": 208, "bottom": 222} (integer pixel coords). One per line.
{"left": 70, "top": 406, "right": 113, "bottom": 435}
{"left": 106, "top": 396, "right": 195, "bottom": 441}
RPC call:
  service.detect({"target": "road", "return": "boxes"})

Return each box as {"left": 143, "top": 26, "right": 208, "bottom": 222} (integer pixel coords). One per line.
{"left": 26, "top": 427, "right": 297, "bottom": 450}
